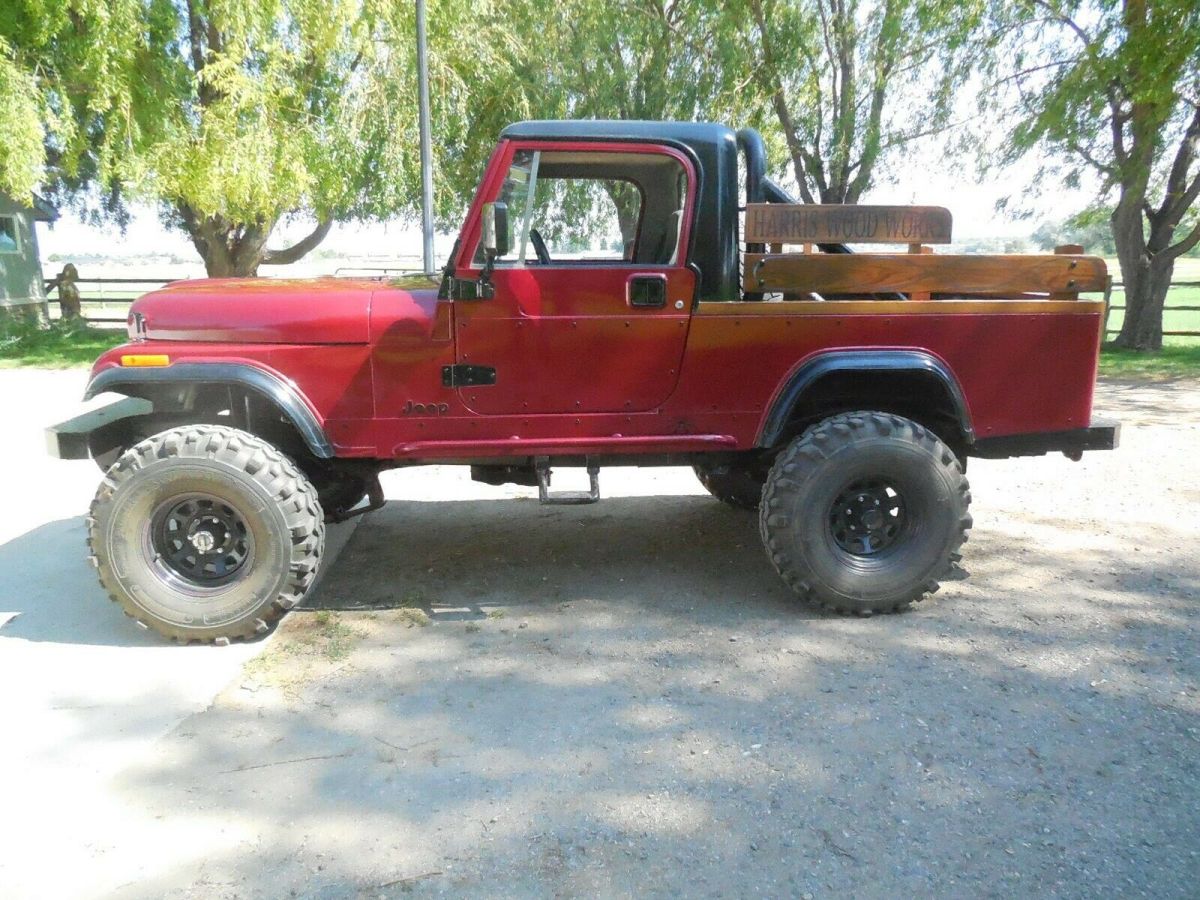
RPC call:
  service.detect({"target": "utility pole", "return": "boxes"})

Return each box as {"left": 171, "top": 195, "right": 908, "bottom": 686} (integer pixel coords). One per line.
{"left": 416, "top": 0, "right": 435, "bottom": 275}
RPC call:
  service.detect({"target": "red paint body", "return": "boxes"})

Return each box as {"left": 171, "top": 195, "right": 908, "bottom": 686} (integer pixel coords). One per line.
{"left": 98, "top": 136, "right": 1106, "bottom": 464}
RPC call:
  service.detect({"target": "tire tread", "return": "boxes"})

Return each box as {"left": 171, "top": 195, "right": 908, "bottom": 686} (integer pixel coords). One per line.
{"left": 758, "top": 410, "right": 971, "bottom": 615}
{"left": 87, "top": 424, "right": 325, "bottom": 644}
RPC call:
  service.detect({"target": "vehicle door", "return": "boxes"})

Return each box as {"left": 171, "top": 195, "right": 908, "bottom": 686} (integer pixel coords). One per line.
{"left": 451, "top": 141, "right": 696, "bottom": 415}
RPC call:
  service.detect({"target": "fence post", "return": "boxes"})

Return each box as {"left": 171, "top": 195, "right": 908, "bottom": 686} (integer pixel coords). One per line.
{"left": 1102, "top": 278, "right": 1113, "bottom": 342}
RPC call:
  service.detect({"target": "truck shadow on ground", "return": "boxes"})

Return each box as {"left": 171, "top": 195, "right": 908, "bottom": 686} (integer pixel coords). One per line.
{"left": 0, "top": 495, "right": 815, "bottom": 647}
{"left": 107, "top": 499, "right": 1200, "bottom": 898}
{"left": 306, "top": 495, "right": 816, "bottom": 624}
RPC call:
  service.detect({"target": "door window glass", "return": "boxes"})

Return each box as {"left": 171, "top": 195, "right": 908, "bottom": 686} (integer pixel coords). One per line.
{"left": 473, "top": 150, "right": 538, "bottom": 266}
{"left": 528, "top": 177, "right": 638, "bottom": 262}
{"left": 478, "top": 149, "right": 686, "bottom": 267}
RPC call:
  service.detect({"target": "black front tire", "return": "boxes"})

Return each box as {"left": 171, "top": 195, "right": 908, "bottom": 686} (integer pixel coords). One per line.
{"left": 88, "top": 425, "right": 325, "bottom": 643}
{"left": 760, "top": 411, "right": 971, "bottom": 615}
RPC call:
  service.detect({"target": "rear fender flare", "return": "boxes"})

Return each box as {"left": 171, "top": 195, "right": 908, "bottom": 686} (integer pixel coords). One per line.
{"left": 756, "top": 350, "right": 974, "bottom": 448}
{"left": 85, "top": 363, "right": 334, "bottom": 459}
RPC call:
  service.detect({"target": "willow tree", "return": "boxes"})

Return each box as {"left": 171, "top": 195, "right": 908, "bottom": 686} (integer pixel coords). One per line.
{"left": 994, "top": 0, "right": 1200, "bottom": 351}
{"left": 0, "top": 0, "right": 521, "bottom": 276}
{"left": 740, "top": 0, "right": 990, "bottom": 204}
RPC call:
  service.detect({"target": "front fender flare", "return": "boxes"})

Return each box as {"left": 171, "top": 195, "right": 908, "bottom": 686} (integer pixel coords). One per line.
{"left": 84, "top": 363, "right": 335, "bottom": 459}
{"left": 756, "top": 350, "right": 974, "bottom": 448}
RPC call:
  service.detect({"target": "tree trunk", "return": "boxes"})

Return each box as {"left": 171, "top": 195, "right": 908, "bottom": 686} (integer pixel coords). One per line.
{"left": 1109, "top": 190, "right": 1181, "bottom": 351}
{"left": 176, "top": 204, "right": 331, "bottom": 277}
{"left": 1113, "top": 254, "right": 1173, "bottom": 351}
{"left": 604, "top": 182, "right": 643, "bottom": 255}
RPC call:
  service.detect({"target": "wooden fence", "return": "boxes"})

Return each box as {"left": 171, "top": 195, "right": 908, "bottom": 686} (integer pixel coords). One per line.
{"left": 1104, "top": 281, "right": 1200, "bottom": 338}
{"left": 44, "top": 275, "right": 180, "bottom": 325}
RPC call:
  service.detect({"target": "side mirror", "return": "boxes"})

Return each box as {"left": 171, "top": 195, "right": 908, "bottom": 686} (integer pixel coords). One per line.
{"left": 481, "top": 201, "right": 510, "bottom": 260}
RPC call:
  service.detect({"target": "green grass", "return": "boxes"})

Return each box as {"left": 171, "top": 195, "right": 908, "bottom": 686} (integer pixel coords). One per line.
{"left": 1098, "top": 262, "right": 1200, "bottom": 379}
{"left": 1104, "top": 284, "right": 1200, "bottom": 339}
{"left": 0, "top": 320, "right": 125, "bottom": 368}
{"left": 1099, "top": 338, "right": 1200, "bottom": 380}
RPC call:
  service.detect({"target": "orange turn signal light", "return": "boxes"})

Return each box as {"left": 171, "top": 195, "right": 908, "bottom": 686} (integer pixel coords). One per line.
{"left": 119, "top": 354, "right": 171, "bottom": 367}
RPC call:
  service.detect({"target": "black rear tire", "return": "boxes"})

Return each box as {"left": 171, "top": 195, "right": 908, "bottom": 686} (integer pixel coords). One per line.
{"left": 693, "top": 459, "right": 768, "bottom": 510}
{"left": 88, "top": 425, "right": 325, "bottom": 643}
{"left": 759, "top": 411, "right": 971, "bottom": 614}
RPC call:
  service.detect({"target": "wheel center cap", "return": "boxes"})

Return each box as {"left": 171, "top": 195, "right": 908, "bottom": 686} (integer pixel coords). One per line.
{"left": 190, "top": 530, "right": 216, "bottom": 553}
{"left": 861, "top": 508, "right": 884, "bottom": 531}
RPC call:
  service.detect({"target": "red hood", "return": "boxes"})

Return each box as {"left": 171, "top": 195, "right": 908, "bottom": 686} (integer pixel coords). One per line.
{"left": 131, "top": 276, "right": 436, "bottom": 345}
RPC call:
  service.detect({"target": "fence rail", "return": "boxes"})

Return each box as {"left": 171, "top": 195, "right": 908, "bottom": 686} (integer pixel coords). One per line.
{"left": 332, "top": 265, "right": 426, "bottom": 277}
{"left": 1104, "top": 281, "right": 1200, "bottom": 338}
{"left": 44, "top": 275, "right": 181, "bottom": 324}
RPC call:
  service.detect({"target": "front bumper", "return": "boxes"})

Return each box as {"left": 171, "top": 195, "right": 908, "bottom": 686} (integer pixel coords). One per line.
{"left": 45, "top": 397, "right": 152, "bottom": 460}
{"left": 970, "top": 418, "right": 1120, "bottom": 460}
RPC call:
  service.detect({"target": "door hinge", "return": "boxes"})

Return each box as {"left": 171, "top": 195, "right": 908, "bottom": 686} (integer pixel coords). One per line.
{"left": 442, "top": 364, "right": 497, "bottom": 387}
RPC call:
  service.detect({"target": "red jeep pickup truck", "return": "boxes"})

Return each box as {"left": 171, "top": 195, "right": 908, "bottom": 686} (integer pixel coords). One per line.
{"left": 48, "top": 120, "right": 1118, "bottom": 643}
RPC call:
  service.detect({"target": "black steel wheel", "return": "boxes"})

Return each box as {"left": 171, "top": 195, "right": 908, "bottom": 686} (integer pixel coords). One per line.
{"left": 759, "top": 411, "right": 971, "bottom": 614}
{"left": 88, "top": 425, "right": 325, "bottom": 643}
{"left": 828, "top": 478, "right": 908, "bottom": 556}
{"left": 147, "top": 494, "right": 255, "bottom": 590}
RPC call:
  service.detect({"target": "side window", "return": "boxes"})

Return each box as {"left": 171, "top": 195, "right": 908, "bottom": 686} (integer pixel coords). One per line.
{"left": 0, "top": 216, "right": 19, "bottom": 254}
{"left": 530, "top": 177, "right": 638, "bottom": 262}
{"left": 477, "top": 149, "right": 687, "bottom": 267}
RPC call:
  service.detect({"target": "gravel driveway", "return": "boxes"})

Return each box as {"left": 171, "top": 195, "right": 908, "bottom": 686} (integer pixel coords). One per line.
{"left": 2, "top": 373, "right": 1197, "bottom": 898}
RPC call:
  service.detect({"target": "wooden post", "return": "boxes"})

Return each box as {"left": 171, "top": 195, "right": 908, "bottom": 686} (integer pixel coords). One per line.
{"left": 1052, "top": 244, "right": 1085, "bottom": 300}
{"left": 910, "top": 245, "right": 934, "bottom": 300}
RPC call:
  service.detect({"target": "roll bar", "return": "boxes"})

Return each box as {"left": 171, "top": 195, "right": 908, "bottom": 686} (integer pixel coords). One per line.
{"left": 735, "top": 126, "right": 852, "bottom": 259}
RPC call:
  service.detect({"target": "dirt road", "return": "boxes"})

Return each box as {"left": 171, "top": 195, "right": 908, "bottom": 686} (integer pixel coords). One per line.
{"left": 2, "top": 373, "right": 1197, "bottom": 898}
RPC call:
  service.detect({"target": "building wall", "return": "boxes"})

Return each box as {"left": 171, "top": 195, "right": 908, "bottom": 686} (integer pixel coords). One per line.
{"left": 0, "top": 194, "right": 48, "bottom": 314}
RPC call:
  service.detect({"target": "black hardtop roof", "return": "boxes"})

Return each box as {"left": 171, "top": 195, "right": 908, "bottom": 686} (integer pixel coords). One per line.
{"left": 500, "top": 120, "right": 736, "bottom": 152}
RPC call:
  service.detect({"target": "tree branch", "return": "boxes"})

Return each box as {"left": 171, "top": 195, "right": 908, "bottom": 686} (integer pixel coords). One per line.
{"left": 184, "top": 0, "right": 206, "bottom": 76}
{"left": 749, "top": 0, "right": 817, "bottom": 203}
{"left": 260, "top": 220, "right": 333, "bottom": 267}
{"left": 1164, "top": 219, "right": 1200, "bottom": 261}
{"left": 1157, "top": 104, "right": 1200, "bottom": 221}
{"left": 1066, "top": 137, "right": 1117, "bottom": 180}
{"left": 1031, "top": 0, "right": 1093, "bottom": 48}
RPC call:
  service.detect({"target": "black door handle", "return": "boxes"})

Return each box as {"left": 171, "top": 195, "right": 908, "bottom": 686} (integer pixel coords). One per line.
{"left": 628, "top": 275, "right": 667, "bottom": 308}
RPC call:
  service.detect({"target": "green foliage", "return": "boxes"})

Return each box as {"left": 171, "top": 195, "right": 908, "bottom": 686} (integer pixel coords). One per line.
{"left": 1031, "top": 207, "right": 1118, "bottom": 254}
{"left": 0, "top": 40, "right": 44, "bottom": 197}
{"left": 479, "top": 0, "right": 753, "bottom": 241}
{"left": 740, "top": 0, "right": 991, "bottom": 202}
{"left": 995, "top": 1, "right": 1199, "bottom": 193}
{"left": 0, "top": 0, "right": 523, "bottom": 272}
{"left": 486, "top": 0, "right": 744, "bottom": 124}
{"left": 991, "top": 0, "right": 1200, "bottom": 349}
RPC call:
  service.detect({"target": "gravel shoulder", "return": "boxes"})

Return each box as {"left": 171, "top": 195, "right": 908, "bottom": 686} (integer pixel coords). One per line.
{"left": 2, "top": 374, "right": 1198, "bottom": 898}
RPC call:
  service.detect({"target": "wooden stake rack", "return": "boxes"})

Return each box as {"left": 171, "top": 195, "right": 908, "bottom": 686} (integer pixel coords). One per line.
{"left": 743, "top": 205, "right": 1107, "bottom": 300}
